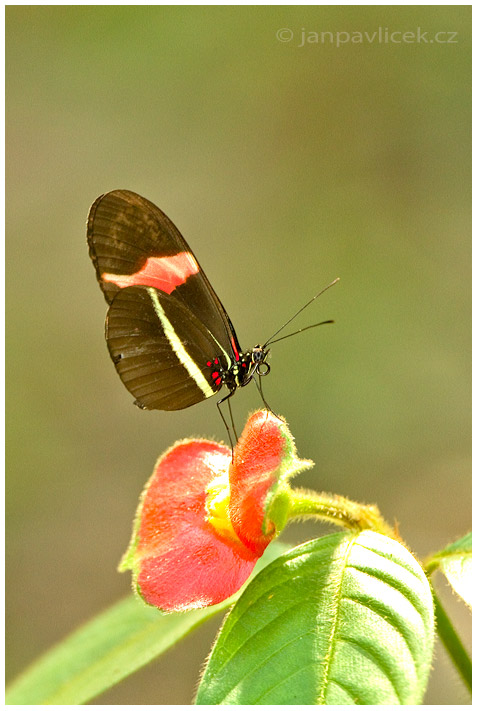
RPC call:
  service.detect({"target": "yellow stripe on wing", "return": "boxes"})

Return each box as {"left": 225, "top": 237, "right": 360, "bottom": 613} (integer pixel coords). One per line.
{"left": 147, "top": 288, "right": 215, "bottom": 400}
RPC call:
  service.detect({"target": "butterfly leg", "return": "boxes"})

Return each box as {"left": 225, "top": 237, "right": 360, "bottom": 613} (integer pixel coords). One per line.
{"left": 216, "top": 388, "right": 238, "bottom": 451}
{"left": 253, "top": 375, "right": 284, "bottom": 421}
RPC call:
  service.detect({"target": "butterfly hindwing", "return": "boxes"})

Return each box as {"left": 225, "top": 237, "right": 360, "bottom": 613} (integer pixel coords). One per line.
{"left": 105, "top": 285, "right": 230, "bottom": 410}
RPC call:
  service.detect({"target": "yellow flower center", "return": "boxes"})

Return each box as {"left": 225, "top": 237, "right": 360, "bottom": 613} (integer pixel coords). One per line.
{"left": 205, "top": 471, "right": 241, "bottom": 543}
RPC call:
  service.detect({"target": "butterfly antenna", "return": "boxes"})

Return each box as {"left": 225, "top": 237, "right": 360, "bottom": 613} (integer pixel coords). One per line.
{"left": 267, "top": 320, "right": 334, "bottom": 346}
{"left": 264, "top": 277, "right": 340, "bottom": 347}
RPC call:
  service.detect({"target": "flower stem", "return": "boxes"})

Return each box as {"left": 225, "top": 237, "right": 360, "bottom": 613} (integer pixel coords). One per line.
{"left": 431, "top": 585, "right": 472, "bottom": 693}
{"left": 288, "top": 488, "right": 397, "bottom": 540}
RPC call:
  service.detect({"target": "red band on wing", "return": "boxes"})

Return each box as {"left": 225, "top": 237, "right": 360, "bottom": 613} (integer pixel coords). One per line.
{"left": 102, "top": 252, "right": 199, "bottom": 294}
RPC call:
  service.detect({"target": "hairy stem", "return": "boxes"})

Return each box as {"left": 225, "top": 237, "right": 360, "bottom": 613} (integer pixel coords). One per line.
{"left": 289, "top": 488, "right": 398, "bottom": 540}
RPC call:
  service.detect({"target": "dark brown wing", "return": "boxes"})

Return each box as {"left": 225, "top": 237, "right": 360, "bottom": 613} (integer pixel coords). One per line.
{"left": 87, "top": 190, "right": 242, "bottom": 364}
{"left": 105, "top": 285, "right": 227, "bottom": 410}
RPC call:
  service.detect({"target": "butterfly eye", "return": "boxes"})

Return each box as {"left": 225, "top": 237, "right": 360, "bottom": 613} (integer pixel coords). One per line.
{"left": 252, "top": 347, "right": 264, "bottom": 363}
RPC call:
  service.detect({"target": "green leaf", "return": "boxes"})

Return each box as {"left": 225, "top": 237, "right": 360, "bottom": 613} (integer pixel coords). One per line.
{"left": 6, "top": 542, "right": 288, "bottom": 705}
{"left": 6, "top": 596, "right": 218, "bottom": 705}
{"left": 195, "top": 531, "right": 435, "bottom": 705}
{"left": 426, "top": 532, "right": 472, "bottom": 607}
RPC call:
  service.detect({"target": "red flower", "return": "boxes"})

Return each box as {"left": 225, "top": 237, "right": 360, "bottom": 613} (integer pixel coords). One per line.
{"left": 119, "top": 410, "right": 312, "bottom": 612}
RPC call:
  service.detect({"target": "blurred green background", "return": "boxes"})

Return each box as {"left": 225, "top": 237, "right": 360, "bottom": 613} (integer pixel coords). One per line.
{"left": 6, "top": 6, "right": 471, "bottom": 704}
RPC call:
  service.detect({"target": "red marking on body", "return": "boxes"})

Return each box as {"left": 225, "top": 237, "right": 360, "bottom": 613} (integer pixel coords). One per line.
{"left": 215, "top": 378, "right": 222, "bottom": 386}
{"left": 242, "top": 362, "right": 247, "bottom": 368}
{"left": 102, "top": 252, "right": 199, "bottom": 294}
{"left": 212, "top": 371, "right": 219, "bottom": 379}
{"left": 206, "top": 361, "right": 212, "bottom": 367}
{"left": 214, "top": 358, "right": 219, "bottom": 365}
{"left": 230, "top": 337, "right": 240, "bottom": 362}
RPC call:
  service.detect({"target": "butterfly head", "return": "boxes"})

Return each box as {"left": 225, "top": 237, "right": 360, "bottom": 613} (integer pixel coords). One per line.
{"left": 236, "top": 345, "right": 270, "bottom": 388}
{"left": 251, "top": 345, "right": 271, "bottom": 375}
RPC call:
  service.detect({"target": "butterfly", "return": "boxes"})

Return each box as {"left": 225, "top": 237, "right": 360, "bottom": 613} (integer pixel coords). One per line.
{"left": 87, "top": 190, "right": 337, "bottom": 438}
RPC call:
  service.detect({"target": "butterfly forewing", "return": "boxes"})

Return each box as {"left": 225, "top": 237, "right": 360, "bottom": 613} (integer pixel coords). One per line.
{"left": 87, "top": 190, "right": 241, "bottom": 363}
{"left": 87, "top": 190, "right": 192, "bottom": 303}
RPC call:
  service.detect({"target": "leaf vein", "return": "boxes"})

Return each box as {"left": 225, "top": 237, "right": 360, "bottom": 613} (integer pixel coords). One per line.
{"left": 346, "top": 563, "right": 430, "bottom": 618}
{"left": 340, "top": 594, "right": 419, "bottom": 670}
{"left": 356, "top": 542, "right": 424, "bottom": 581}
{"left": 335, "top": 633, "right": 403, "bottom": 703}
{"left": 210, "top": 576, "right": 318, "bottom": 674}
{"left": 316, "top": 534, "right": 358, "bottom": 703}
{"left": 221, "top": 630, "right": 316, "bottom": 703}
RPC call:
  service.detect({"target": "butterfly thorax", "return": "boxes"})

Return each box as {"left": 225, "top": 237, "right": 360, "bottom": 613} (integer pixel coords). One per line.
{"left": 207, "top": 345, "right": 270, "bottom": 394}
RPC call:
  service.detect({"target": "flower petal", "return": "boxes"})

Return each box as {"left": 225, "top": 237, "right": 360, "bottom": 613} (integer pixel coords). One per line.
{"left": 121, "top": 439, "right": 257, "bottom": 612}
{"left": 229, "top": 411, "right": 312, "bottom": 554}
{"left": 228, "top": 412, "right": 284, "bottom": 554}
